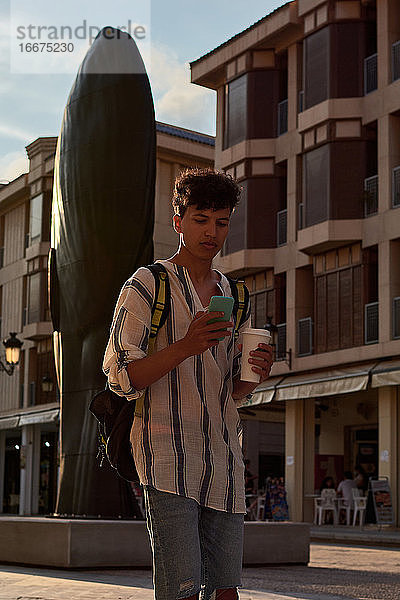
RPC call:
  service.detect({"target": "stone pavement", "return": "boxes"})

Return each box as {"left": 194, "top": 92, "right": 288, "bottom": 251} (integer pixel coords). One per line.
{"left": 1, "top": 543, "right": 400, "bottom": 600}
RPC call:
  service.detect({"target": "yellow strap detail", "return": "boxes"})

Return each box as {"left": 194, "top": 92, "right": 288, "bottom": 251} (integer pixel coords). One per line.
{"left": 135, "top": 271, "right": 167, "bottom": 417}
{"left": 235, "top": 281, "right": 246, "bottom": 338}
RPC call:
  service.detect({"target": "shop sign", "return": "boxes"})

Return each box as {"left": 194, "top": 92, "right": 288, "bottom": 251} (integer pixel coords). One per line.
{"left": 370, "top": 479, "right": 394, "bottom": 525}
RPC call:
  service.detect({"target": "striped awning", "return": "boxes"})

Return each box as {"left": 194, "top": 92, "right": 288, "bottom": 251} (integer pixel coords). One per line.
{"left": 247, "top": 362, "right": 378, "bottom": 405}
{"left": 371, "top": 360, "right": 400, "bottom": 388}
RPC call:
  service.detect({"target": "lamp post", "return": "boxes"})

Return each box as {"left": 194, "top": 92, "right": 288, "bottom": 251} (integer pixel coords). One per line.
{"left": 0, "top": 332, "right": 23, "bottom": 376}
{"left": 41, "top": 374, "right": 54, "bottom": 393}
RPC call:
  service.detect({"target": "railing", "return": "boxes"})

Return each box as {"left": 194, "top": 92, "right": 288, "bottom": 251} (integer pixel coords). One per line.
{"left": 393, "top": 297, "right": 400, "bottom": 339}
{"left": 276, "top": 323, "right": 287, "bottom": 360}
{"left": 364, "top": 53, "right": 378, "bottom": 95}
{"left": 364, "top": 175, "right": 378, "bottom": 217}
{"left": 365, "top": 302, "right": 379, "bottom": 345}
{"left": 298, "top": 202, "right": 304, "bottom": 230}
{"left": 392, "top": 166, "right": 400, "bottom": 208}
{"left": 298, "top": 317, "right": 313, "bottom": 356}
{"left": 392, "top": 40, "right": 400, "bottom": 82}
{"left": 277, "top": 209, "right": 287, "bottom": 246}
{"left": 298, "top": 90, "right": 304, "bottom": 113}
{"left": 278, "top": 99, "right": 288, "bottom": 136}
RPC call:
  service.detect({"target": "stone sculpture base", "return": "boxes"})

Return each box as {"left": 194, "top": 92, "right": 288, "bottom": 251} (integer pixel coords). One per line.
{"left": 0, "top": 517, "right": 309, "bottom": 568}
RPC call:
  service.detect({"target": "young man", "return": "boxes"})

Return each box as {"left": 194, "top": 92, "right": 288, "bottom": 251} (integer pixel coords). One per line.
{"left": 103, "top": 169, "right": 273, "bottom": 600}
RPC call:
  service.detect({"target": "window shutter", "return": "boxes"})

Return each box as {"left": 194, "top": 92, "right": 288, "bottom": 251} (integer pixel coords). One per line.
{"left": 327, "top": 272, "right": 339, "bottom": 351}
{"left": 339, "top": 268, "right": 352, "bottom": 348}
{"left": 315, "top": 276, "right": 327, "bottom": 353}
{"left": 298, "top": 317, "right": 313, "bottom": 356}
{"left": 365, "top": 301, "right": 379, "bottom": 344}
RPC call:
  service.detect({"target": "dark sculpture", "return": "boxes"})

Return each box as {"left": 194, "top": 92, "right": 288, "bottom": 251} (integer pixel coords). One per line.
{"left": 49, "top": 27, "right": 155, "bottom": 517}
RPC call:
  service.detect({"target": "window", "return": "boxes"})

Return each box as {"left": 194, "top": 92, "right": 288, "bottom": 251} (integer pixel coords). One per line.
{"left": 28, "top": 272, "right": 41, "bottom": 323}
{"left": 304, "top": 145, "right": 330, "bottom": 227}
{"left": 304, "top": 28, "right": 329, "bottom": 109}
{"left": 29, "top": 194, "right": 43, "bottom": 245}
{"left": 223, "top": 75, "right": 247, "bottom": 149}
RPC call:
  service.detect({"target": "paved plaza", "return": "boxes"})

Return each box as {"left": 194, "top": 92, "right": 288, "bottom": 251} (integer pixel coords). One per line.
{"left": 1, "top": 543, "right": 400, "bottom": 600}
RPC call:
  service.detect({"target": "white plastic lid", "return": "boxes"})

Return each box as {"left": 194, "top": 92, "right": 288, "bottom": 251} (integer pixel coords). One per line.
{"left": 241, "top": 328, "right": 272, "bottom": 338}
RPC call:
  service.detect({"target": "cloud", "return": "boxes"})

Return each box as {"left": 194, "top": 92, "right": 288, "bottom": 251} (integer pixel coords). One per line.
{"left": 0, "top": 122, "right": 37, "bottom": 142}
{"left": 0, "top": 150, "right": 29, "bottom": 182}
{"left": 147, "top": 43, "right": 216, "bottom": 135}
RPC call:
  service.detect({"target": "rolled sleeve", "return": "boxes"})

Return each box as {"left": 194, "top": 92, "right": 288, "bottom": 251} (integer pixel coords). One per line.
{"left": 102, "top": 268, "right": 154, "bottom": 401}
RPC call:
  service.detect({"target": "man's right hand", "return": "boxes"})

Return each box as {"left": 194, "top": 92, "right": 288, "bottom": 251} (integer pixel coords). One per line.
{"left": 180, "top": 311, "right": 233, "bottom": 357}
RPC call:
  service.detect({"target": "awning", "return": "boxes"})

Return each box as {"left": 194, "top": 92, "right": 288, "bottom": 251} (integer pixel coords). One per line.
{"left": 371, "top": 360, "right": 400, "bottom": 388}
{"left": 0, "top": 416, "right": 19, "bottom": 430}
{"left": 18, "top": 408, "right": 59, "bottom": 426}
{"left": 240, "top": 376, "right": 285, "bottom": 407}
{"left": 273, "top": 362, "right": 377, "bottom": 401}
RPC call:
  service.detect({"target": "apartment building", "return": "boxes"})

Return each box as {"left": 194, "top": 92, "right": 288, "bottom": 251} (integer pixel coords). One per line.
{"left": 0, "top": 123, "right": 214, "bottom": 516}
{"left": 191, "top": 0, "right": 400, "bottom": 524}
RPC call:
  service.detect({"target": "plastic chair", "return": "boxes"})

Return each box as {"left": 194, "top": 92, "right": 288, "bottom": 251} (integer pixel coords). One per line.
{"left": 316, "top": 489, "right": 338, "bottom": 525}
{"left": 352, "top": 488, "right": 367, "bottom": 526}
{"left": 256, "top": 495, "right": 265, "bottom": 520}
{"left": 337, "top": 497, "right": 352, "bottom": 525}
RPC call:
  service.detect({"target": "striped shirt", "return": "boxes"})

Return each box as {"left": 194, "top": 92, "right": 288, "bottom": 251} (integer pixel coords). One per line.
{"left": 102, "top": 259, "right": 251, "bottom": 513}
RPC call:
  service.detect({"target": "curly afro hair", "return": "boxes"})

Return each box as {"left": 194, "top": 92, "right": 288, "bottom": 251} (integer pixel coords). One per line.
{"left": 172, "top": 168, "right": 241, "bottom": 217}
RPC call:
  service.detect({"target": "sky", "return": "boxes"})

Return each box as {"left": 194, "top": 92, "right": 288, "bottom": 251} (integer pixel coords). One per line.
{"left": 0, "top": 0, "right": 287, "bottom": 183}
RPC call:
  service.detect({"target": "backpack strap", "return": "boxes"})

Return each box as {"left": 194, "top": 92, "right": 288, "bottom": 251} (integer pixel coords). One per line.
{"left": 134, "top": 263, "right": 171, "bottom": 417}
{"left": 226, "top": 276, "right": 250, "bottom": 340}
{"left": 146, "top": 263, "right": 171, "bottom": 354}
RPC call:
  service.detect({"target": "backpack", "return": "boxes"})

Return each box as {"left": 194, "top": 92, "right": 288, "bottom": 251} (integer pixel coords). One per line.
{"left": 89, "top": 263, "right": 249, "bottom": 482}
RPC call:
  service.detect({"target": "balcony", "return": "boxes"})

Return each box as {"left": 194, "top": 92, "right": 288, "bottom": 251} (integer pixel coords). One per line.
{"left": 22, "top": 321, "right": 53, "bottom": 341}
{"left": 392, "top": 41, "right": 400, "bottom": 82}
{"left": 278, "top": 99, "right": 288, "bottom": 136}
{"left": 277, "top": 209, "right": 287, "bottom": 246}
{"left": 364, "top": 175, "right": 378, "bottom": 217}
{"left": 364, "top": 53, "right": 377, "bottom": 95}
{"left": 297, "top": 219, "right": 363, "bottom": 255}
{"left": 365, "top": 302, "right": 379, "bottom": 345}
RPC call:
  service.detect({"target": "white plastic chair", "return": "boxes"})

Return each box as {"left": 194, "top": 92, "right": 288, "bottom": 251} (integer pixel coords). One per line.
{"left": 316, "top": 489, "right": 338, "bottom": 525}
{"left": 352, "top": 488, "right": 367, "bottom": 526}
{"left": 256, "top": 495, "right": 265, "bottom": 520}
{"left": 337, "top": 497, "right": 352, "bottom": 525}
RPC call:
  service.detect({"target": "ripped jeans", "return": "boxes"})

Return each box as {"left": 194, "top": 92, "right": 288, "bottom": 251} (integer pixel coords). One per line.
{"left": 143, "top": 485, "right": 244, "bottom": 600}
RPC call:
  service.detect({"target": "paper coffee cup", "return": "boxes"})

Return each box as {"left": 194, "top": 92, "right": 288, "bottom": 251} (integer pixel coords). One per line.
{"left": 240, "top": 328, "right": 272, "bottom": 383}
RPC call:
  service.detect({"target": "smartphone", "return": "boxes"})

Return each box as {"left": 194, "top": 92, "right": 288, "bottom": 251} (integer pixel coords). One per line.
{"left": 207, "top": 296, "right": 234, "bottom": 341}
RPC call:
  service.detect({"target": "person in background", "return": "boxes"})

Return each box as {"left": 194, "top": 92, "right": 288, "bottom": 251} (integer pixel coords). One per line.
{"left": 337, "top": 471, "right": 357, "bottom": 506}
{"left": 244, "top": 459, "right": 258, "bottom": 496}
{"left": 319, "top": 476, "right": 335, "bottom": 494}
{"left": 354, "top": 464, "right": 369, "bottom": 493}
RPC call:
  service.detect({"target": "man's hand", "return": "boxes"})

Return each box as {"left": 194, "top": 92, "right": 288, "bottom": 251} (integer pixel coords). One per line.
{"left": 180, "top": 311, "right": 233, "bottom": 357}
{"left": 238, "top": 342, "right": 274, "bottom": 383}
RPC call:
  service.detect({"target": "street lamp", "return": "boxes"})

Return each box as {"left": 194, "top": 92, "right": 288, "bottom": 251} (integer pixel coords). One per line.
{"left": 42, "top": 374, "right": 54, "bottom": 393}
{"left": 0, "top": 332, "right": 23, "bottom": 376}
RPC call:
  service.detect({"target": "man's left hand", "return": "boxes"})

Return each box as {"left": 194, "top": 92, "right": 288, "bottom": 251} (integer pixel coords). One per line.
{"left": 238, "top": 342, "right": 274, "bottom": 383}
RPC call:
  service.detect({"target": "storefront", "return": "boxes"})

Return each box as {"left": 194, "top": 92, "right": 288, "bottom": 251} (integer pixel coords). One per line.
{"left": 0, "top": 407, "right": 59, "bottom": 515}
{"left": 243, "top": 360, "right": 400, "bottom": 525}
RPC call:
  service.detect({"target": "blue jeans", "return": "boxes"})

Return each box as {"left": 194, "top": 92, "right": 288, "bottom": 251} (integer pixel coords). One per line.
{"left": 143, "top": 485, "right": 244, "bottom": 600}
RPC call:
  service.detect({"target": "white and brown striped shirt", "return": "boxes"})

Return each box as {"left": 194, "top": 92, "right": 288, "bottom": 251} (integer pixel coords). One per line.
{"left": 103, "top": 259, "right": 251, "bottom": 513}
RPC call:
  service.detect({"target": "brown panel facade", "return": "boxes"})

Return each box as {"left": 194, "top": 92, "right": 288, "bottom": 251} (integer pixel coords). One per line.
{"left": 330, "top": 22, "right": 367, "bottom": 99}
{"left": 247, "top": 70, "right": 280, "bottom": 139}
{"left": 330, "top": 141, "right": 367, "bottom": 220}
